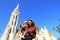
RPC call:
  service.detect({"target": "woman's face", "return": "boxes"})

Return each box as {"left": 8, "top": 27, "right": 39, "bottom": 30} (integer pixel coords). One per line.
{"left": 28, "top": 21, "right": 32, "bottom": 25}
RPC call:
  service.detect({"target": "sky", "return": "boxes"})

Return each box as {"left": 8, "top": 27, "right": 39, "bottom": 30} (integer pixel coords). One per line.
{"left": 0, "top": 0, "right": 60, "bottom": 38}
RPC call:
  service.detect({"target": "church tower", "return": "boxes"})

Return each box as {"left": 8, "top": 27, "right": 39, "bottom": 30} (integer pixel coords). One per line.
{"left": 1, "top": 3, "right": 20, "bottom": 40}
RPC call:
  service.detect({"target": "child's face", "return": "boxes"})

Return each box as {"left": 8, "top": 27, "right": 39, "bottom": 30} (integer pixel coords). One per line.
{"left": 20, "top": 23, "right": 26, "bottom": 28}
{"left": 23, "top": 23, "right": 27, "bottom": 27}
{"left": 20, "top": 24, "right": 24, "bottom": 28}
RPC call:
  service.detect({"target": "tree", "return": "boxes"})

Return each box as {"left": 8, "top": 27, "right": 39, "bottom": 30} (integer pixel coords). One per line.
{"left": 53, "top": 19, "right": 60, "bottom": 33}
{"left": 53, "top": 19, "right": 60, "bottom": 40}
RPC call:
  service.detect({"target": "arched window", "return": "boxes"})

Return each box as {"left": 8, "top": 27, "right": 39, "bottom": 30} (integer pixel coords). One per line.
{"left": 16, "top": 16, "right": 17, "bottom": 20}
{"left": 14, "top": 21, "right": 16, "bottom": 26}
{"left": 13, "top": 15, "right": 15, "bottom": 19}
{"left": 11, "top": 21, "right": 13, "bottom": 25}
{"left": 16, "top": 15, "right": 18, "bottom": 20}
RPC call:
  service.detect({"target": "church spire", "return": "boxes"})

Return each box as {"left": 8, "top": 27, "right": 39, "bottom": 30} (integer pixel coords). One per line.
{"left": 16, "top": 3, "right": 19, "bottom": 9}
{"left": 1, "top": 3, "right": 20, "bottom": 40}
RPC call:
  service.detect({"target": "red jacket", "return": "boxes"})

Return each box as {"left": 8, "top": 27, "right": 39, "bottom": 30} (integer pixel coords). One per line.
{"left": 26, "top": 26, "right": 36, "bottom": 38}
{"left": 26, "top": 26, "right": 36, "bottom": 33}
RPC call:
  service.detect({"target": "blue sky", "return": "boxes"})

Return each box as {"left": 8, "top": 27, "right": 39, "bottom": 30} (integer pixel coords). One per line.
{"left": 0, "top": 0, "right": 60, "bottom": 38}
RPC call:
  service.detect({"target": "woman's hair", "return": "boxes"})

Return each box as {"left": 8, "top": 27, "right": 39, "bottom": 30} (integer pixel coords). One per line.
{"left": 28, "top": 20, "right": 35, "bottom": 28}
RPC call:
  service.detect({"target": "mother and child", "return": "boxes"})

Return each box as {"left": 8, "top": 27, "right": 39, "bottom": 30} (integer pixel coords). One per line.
{"left": 20, "top": 20, "right": 37, "bottom": 40}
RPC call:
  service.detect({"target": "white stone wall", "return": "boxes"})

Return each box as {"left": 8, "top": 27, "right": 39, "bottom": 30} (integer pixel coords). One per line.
{"left": 12, "top": 27, "right": 57, "bottom": 40}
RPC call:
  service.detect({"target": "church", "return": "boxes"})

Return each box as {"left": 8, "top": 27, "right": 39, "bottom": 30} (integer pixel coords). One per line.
{"left": 0, "top": 3, "right": 57, "bottom": 40}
